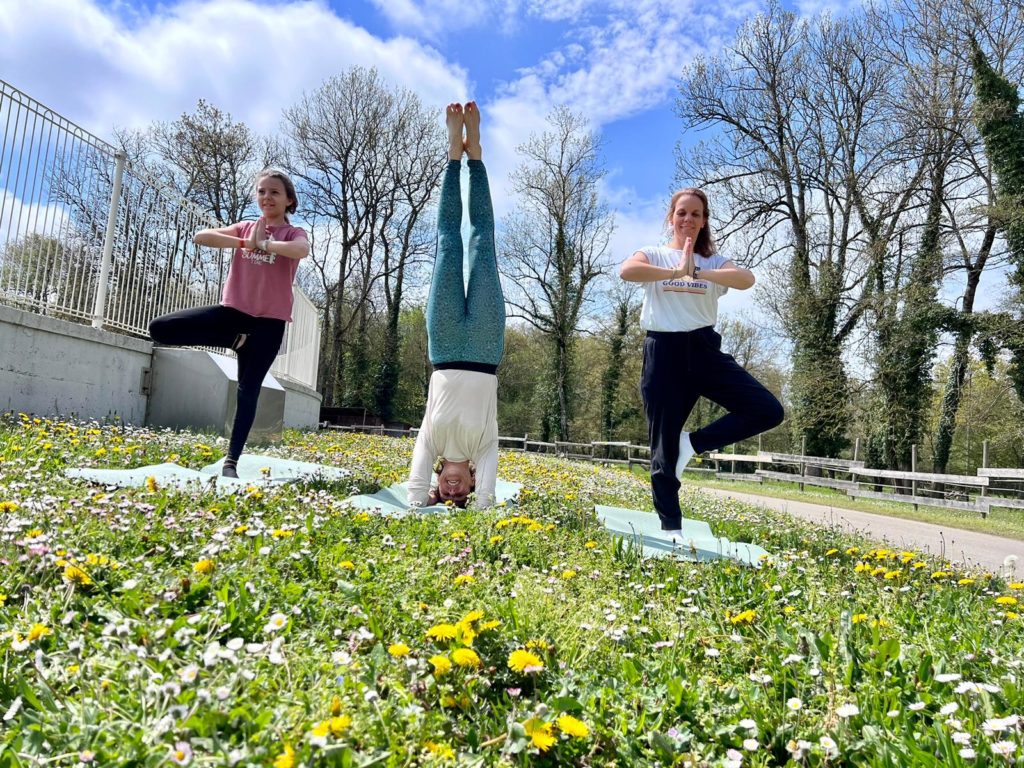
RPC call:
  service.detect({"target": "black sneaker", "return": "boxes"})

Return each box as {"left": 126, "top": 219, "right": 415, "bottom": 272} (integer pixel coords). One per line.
{"left": 222, "top": 461, "right": 239, "bottom": 479}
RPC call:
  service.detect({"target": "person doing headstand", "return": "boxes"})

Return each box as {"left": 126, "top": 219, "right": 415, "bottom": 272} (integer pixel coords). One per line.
{"left": 407, "top": 101, "right": 505, "bottom": 509}
{"left": 619, "top": 188, "right": 784, "bottom": 536}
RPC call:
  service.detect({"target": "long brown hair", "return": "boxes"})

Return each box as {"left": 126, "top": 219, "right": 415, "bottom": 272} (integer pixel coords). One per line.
{"left": 666, "top": 188, "right": 717, "bottom": 256}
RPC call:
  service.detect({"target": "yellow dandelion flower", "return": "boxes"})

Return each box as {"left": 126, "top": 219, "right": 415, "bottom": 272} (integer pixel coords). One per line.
{"left": 193, "top": 559, "right": 216, "bottom": 575}
{"left": 854, "top": 562, "right": 871, "bottom": 573}
{"left": 427, "top": 624, "right": 458, "bottom": 641}
{"left": 870, "top": 618, "right": 891, "bottom": 628}
{"left": 456, "top": 622, "right": 477, "bottom": 646}
{"left": 883, "top": 570, "right": 900, "bottom": 580}
{"left": 328, "top": 715, "right": 351, "bottom": 736}
{"left": 234, "top": 525, "right": 249, "bottom": 534}
{"left": 454, "top": 574, "right": 475, "bottom": 586}
{"left": 63, "top": 564, "right": 93, "bottom": 586}
{"left": 561, "top": 570, "right": 577, "bottom": 580}
{"left": 932, "top": 571, "right": 949, "bottom": 579}
{"left": 429, "top": 655, "right": 452, "bottom": 675}
{"left": 783, "top": 606, "right": 796, "bottom": 615}
{"left": 913, "top": 561, "right": 927, "bottom": 569}
{"left": 489, "top": 535, "right": 504, "bottom": 544}
{"left": 461, "top": 609, "right": 485, "bottom": 623}
{"left": 825, "top": 549, "right": 839, "bottom": 556}
{"left": 145, "top": 476, "right": 158, "bottom": 493}
{"left": 1009, "top": 582, "right": 1024, "bottom": 590}
{"left": 729, "top": 609, "right": 756, "bottom": 625}
{"left": 845, "top": 546, "right": 860, "bottom": 555}
{"left": 271, "top": 529, "right": 293, "bottom": 538}
{"left": 26, "top": 528, "right": 43, "bottom": 539}
{"left": 871, "top": 566, "right": 887, "bottom": 577}
{"left": 27, "top": 624, "right": 52, "bottom": 642}
{"left": 311, "top": 721, "right": 330, "bottom": 739}
{"left": 524, "top": 718, "right": 556, "bottom": 752}
{"left": 0, "top": 595, "right": 6, "bottom": 607}
{"left": 424, "top": 741, "right": 455, "bottom": 760}
{"left": 958, "top": 578, "right": 975, "bottom": 586}
{"left": 451, "top": 531, "right": 467, "bottom": 541}
{"left": 851, "top": 613, "right": 869, "bottom": 624}
{"left": 340, "top": 561, "right": 355, "bottom": 570}
{"left": 272, "top": 744, "right": 294, "bottom": 768}
{"left": 556, "top": 714, "right": 590, "bottom": 738}
{"left": 996, "top": 596, "right": 1018, "bottom": 606}
{"left": 389, "top": 643, "right": 411, "bottom": 657}
{"left": 330, "top": 695, "right": 342, "bottom": 716}
{"left": 479, "top": 619, "right": 501, "bottom": 631}
{"left": 1005, "top": 611, "right": 1019, "bottom": 619}
{"left": 508, "top": 649, "right": 544, "bottom": 673}
{"left": 0, "top": 501, "right": 19, "bottom": 513}
{"left": 585, "top": 540, "right": 598, "bottom": 549}
{"left": 451, "top": 648, "right": 481, "bottom": 668}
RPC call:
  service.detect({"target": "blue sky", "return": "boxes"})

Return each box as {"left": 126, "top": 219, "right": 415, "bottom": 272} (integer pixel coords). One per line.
{"left": 0, "top": 0, "right": 856, "bottom": 320}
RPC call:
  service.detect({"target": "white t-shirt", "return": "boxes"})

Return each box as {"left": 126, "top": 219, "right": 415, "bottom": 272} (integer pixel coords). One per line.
{"left": 407, "top": 369, "right": 499, "bottom": 508}
{"left": 638, "top": 246, "right": 731, "bottom": 332}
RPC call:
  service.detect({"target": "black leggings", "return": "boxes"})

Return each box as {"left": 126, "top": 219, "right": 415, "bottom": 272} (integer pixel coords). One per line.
{"left": 642, "top": 326, "right": 784, "bottom": 529}
{"left": 149, "top": 305, "right": 285, "bottom": 460}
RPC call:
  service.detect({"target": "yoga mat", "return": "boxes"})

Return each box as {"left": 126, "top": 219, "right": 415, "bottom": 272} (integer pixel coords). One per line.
{"left": 596, "top": 504, "right": 770, "bottom": 566}
{"left": 343, "top": 479, "right": 523, "bottom": 516}
{"left": 65, "top": 454, "right": 350, "bottom": 492}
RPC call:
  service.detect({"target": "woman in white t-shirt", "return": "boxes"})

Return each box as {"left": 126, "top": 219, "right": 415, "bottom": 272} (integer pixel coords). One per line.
{"left": 619, "top": 188, "right": 784, "bottom": 535}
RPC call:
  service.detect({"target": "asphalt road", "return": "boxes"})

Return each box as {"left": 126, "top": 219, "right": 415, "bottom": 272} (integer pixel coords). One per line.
{"left": 696, "top": 487, "right": 1024, "bottom": 575}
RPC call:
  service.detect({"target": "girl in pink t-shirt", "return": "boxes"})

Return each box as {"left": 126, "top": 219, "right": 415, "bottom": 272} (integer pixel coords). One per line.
{"left": 148, "top": 168, "right": 310, "bottom": 477}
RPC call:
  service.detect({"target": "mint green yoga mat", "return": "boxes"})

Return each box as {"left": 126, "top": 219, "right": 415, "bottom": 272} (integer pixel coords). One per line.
{"left": 596, "top": 504, "right": 770, "bottom": 566}
{"left": 344, "top": 480, "right": 523, "bottom": 516}
{"left": 65, "top": 454, "right": 351, "bottom": 492}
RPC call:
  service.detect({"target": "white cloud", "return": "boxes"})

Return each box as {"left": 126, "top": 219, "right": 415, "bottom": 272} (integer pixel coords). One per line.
{"left": 0, "top": 0, "right": 469, "bottom": 138}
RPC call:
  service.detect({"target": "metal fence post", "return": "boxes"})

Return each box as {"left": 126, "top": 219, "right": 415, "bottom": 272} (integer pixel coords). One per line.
{"left": 92, "top": 150, "right": 126, "bottom": 329}
{"left": 981, "top": 440, "right": 989, "bottom": 498}
{"left": 911, "top": 444, "right": 918, "bottom": 509}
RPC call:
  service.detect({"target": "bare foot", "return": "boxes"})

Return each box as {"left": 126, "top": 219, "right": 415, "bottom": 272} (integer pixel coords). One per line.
{"left": 446, "top": 103, "right": 464, "bottom": 160}
{"left": 463, "top": 101, "right": 482, "bottom": 160}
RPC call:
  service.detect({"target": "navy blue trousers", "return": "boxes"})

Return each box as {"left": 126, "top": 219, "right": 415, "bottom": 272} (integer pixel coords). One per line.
{"left": 641, "top": 326, "right": 784, "bottom": 529}
{"left": 149, "top": 305, "right": 285, "bottom": 461}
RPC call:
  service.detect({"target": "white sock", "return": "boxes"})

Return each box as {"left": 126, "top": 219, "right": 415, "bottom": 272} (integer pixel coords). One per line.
{"left": 675, "top": 431, "right": 695, "bottom": 479}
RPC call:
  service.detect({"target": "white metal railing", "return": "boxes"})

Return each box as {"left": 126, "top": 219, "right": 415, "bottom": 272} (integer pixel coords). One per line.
{"left": 0, "top": 79, "right": 320, "bottom": 390}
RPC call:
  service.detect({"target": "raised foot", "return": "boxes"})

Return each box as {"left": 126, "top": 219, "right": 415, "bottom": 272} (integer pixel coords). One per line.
{"left": 446, "top": 103, "right": 464, "bottom": 160}
{"left": 463, "top": 100, "right": 482, "bottom": 160}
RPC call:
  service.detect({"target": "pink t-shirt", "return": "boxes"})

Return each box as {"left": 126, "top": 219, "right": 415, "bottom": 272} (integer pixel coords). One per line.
{"left": 221, "top": 221, "right": 307, "bottom": 321}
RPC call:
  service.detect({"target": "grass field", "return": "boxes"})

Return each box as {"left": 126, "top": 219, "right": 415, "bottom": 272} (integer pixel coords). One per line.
{"left": 1, "top": 415, "right": 1021, "bottom": 766}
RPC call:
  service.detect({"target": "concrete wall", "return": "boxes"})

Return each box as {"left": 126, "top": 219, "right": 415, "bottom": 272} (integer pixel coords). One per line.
{"left": 0, "top": 305, "right": 322, "bottom": 430}
{"left": 0, "top": 304, "right": 151, "bottom": 423}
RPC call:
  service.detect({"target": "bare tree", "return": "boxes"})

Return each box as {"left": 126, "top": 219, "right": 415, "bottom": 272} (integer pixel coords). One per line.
{"left": 283, "top": 67, "right": 444, "bottom": 409}
{"left": 500, "top": 106, "right": 614, "bottom": 442}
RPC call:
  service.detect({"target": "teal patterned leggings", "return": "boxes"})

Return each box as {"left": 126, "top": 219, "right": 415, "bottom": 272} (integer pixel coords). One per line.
{"left": 426, "top": 159, "right": 505, "bottom": 367}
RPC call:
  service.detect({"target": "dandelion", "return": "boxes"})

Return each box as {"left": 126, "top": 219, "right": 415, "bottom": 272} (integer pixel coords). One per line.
{"left": 556, "top": 714, "right": 589, "bottom": 738}
{"left": 932, "top": 571, "right": 949, "bottom": 579}
{"left": 851, "top": 613, "right": 868, "bottom": 624}
{"left": 0, "top": 501, "right": 18, "bottom": 512}
{"left": 453, "top": 574, "right": 475, "bottom": 586}
{"left": 388, "top": 643, "right": 410, "bottom": 658}
{"left": 272, "top": 744, "right": 295, "bottom": 768}
{"left": 424, "top": 741, "right": 455, "bottom": 760}
{"left": 63, "top": 564, "right": 93, "bottom": 586}
{"left": 27, "top": 624, "right": 52, "bottom": 642}
{"left": 729, "top": 609, "right": 756, "bottom": 625}
{"left": 264, "top": 613, "right": 288, "bottom": 633}
{"left": 330, "top": 695, "right": 343, "bottom": 716}
{"left": 996, "top": 596, "right": 1018, "bottom": 606}
{"left": 524, "top": 718, "right": 556, "bottom": 752}
{"left": 451, "top": 648, "right": 481, "bottom": 668}
{"left": 561, "top": 570, "right": 577, "bottom": 580}
{"left": 193, "top": 559, "right": 215, "bottom": 575}
{"left": 145, "top": 476, "right": 158, "bottom": 493}
{"left": 461, "top": 609, "right": 485, "bottom": 623}
{"left": 429, "top": 655, "right": 452, "bottom": 676}
{"left": 479, "top": 619, "right": 501, "bottom": 632}
{"left": 489, "top": 535, "right": 503, "bottom": 544}
{"left": 426, "top": 624, "right": 458, "bottom": 641}
{"left": 825, "top": 549, "right": 839, "bottom": 556}
{"left": 508, "top": 649, "right": 544, "bottom": 673}
{"left": 958, "top": 578, "right": 975, "bottom": 586}
{"left": 585, "top": 541, "right": 598, "bottom": 549}
{"left": 339, "top": 561, "right": 355, "bottom": 570}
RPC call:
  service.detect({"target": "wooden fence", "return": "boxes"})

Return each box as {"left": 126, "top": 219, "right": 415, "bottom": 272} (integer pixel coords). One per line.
{"left": 324, "top": 424, "right": 1022, "bottom": 518}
